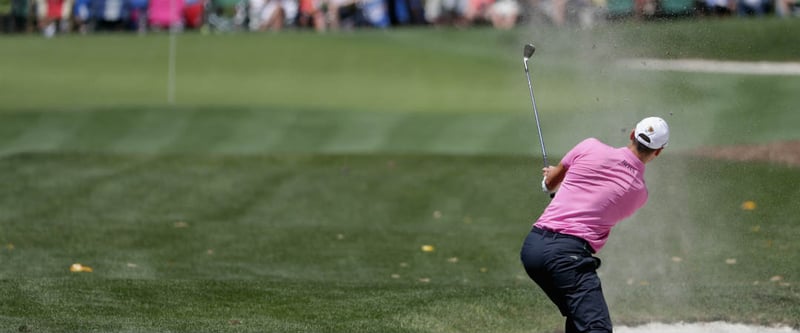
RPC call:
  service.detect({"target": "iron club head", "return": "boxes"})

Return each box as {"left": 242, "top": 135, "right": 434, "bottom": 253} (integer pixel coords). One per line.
{"left": 524, "top": 44, "right": 536, "bottom": 60}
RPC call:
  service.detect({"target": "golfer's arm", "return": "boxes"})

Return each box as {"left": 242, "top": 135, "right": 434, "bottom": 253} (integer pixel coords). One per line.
{"left": 544, "top": 163, "right": 566, "bottom": 192}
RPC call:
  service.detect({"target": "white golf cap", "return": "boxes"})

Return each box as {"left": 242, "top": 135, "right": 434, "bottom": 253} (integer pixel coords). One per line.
{"left": 634, "top": 117, "right": 669, "bottom": 149}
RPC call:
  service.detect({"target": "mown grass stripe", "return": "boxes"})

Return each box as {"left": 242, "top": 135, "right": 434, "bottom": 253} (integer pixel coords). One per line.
{"left": 204, "top": 108, "right": 294, "bottom": 154}
{"left": 321, "top": 111, "right": 405, "bottom": 153}
{"left": 0, "top": 112, "right": 89, "bottom": 154}
{"left": 381, "top": 113, "right": 451, "bottom": 153}
{"left": 105, "top": 108, "right": 193, "bottom": 154}
{"left": 482, "top": 113, "right": 541, "bottom": 156}
{"left": 0, "top": 112, "right": 40, "bottom": 154}
{"left": 426, "top": 113, "right": 516, "bottom": 154}
{"left": 267, "top": 110, "right": 339, "bottom": 153}
{"left": 158, "top": 108, "right": 243, "bottom": 153}
{"left": 57, "top": 109, "right": 144, "bottom": 152}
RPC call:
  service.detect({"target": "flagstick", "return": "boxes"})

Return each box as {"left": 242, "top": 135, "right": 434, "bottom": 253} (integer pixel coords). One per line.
{"left": 167, "top": 0, "right": 177, "bottom": 105}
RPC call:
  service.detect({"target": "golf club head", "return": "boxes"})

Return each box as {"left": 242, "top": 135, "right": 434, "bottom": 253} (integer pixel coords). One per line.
{"left": 524, "top": 44, "right": 536, "bottom": 59}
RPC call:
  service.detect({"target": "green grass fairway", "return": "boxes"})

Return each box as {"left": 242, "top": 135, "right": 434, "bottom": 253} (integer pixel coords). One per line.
{"left": 1, "top": 19, "right": 799, "bottom": 332}
{"left": 1, "top": 153, "right": 798, "bottom": 332}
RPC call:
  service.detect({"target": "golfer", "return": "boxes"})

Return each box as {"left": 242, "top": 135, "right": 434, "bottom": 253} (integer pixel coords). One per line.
{"left": 520, "top": 117, "right": 670, "bottom": 333}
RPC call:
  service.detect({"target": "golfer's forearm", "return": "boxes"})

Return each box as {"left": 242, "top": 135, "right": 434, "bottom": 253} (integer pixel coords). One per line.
{"left": 544, "top": 179, "right": 561, "bottom": 192}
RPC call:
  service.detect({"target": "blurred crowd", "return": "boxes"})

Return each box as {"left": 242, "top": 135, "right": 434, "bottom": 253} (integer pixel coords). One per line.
{"left": 0, "top": 0, "right": 798, "bottom": 36}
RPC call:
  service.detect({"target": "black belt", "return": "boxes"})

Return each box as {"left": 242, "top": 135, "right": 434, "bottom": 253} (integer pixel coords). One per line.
{"left": 532, "top": 226, "right": 596, "bottom": 254}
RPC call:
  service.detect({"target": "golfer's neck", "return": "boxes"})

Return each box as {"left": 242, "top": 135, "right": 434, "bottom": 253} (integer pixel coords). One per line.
{"left": 628, "top": 144, "right": 654, "bottom": 164}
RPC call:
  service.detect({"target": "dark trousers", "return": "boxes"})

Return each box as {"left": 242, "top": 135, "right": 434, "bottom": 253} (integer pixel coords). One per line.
{"left": 520, "top": 227, "right": 612, "bottom": 333}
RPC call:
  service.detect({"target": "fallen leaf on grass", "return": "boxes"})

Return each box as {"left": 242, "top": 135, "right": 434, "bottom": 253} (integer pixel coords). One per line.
{"left": 770, "top": 275, "right": 783, "bottom": 282}
{"left": 70, "top": 263, "right": 93, "bottom": 273}
{"left": 725, "top": 258, "right": 737, "bottom": 265}
{"left": 447, "top": 257, "right": 459, "bottom": 263}
{"left": 741, "top": 201, "right": 757, "bottom": 211}
{"left": 418, "top": 278, "right": 430, "bottom": 283}
{"left": 421, "top": 245, "right": 435, "bottom": 252}
{"left": 671, "top": 256, "right": 683, "bottom": 263}
{"left": 391, "top": 274, "right": 400, "bottom": 279}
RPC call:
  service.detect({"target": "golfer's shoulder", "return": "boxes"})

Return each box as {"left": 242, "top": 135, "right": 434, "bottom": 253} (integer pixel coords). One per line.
{"left": 567, "top": 138, "right": 611, "bottom": 161}
{"left": 577, "top": 137, "right": 610, "bottom": 149}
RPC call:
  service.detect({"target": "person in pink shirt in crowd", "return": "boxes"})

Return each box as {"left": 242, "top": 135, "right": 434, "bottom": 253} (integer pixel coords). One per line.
{"left": 520, "top": 116, "right": 670, "bottom": 333}
{"left": 149, "top": 0, "right": 186, "bottom": 29}
{"left": 36, "top": 0, "right": 73, "bottom": 37}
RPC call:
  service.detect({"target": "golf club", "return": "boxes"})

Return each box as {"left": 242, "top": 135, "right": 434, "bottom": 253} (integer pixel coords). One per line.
{"left": 522, "top": 43, "right": 555, "bottom": 198}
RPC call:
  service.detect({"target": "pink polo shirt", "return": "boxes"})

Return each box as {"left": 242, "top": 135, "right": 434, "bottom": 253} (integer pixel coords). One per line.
{"left": 534, "top": 138, "right": 648, "bottom": 252}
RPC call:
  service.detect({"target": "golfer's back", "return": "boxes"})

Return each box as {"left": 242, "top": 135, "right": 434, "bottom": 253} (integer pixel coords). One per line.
{"left": 534, "top": 138, "right": 648, "bottom": 252}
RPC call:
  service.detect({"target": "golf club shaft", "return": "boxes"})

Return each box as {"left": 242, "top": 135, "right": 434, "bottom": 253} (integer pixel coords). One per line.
{"left": 523, "top": 59, "right": 549, "bottom": 168}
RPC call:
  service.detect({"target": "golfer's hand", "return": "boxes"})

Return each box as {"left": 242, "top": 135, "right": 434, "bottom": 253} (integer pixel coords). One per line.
{"left": 541, "top": 166, "right": 557, "bottom": 193}
{"left": 542, "top": 166, "right": 557, "bottom": 178}
{"left": 541, "top": 165, "right": 564, "bottom": 195}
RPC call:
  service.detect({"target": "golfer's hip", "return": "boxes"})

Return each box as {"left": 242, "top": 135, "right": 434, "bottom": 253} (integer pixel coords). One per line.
{"left": 530, "top": 226, "right": 596, "bottom": 254}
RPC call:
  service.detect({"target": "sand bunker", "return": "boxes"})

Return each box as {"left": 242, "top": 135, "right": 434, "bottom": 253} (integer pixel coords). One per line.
{"left": 692, "top": 141, "right": 800, "bottom": 167}
{"left": 618, "top": 59, "right": 800, "bottom": 76}
{"left": 617, "top": 322, "right": 799, "bottom": 333}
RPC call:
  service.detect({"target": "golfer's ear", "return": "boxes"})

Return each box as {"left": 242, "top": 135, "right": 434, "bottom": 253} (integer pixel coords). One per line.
{"left": 655, "top": 148, "right": 663, "bottom": 156}
{"left": 629, "top": 131, "right": 635, "bottom": 141}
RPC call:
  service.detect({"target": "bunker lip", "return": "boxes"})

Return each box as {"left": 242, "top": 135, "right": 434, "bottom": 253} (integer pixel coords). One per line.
{"left": 617, "top": 321, "right": 800, "bottom": 333}
{"left": 618, "top": 59, "right": 800, "bottom": 76}
{"left": 692, "top": 140, "right": 800, "bottom": 167}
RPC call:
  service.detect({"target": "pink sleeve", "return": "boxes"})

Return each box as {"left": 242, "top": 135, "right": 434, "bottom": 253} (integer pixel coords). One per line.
{"left": 560, "top": 138, "right": 596, "bottom": 168}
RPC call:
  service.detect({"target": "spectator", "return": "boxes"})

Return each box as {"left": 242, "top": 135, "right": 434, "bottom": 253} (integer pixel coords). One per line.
{"left": 327, "top": 0, "right": 358, "bottom": 30}
{"left": 207, "top": 0, "right": 246, "bottom": 31}
{"left": 387, "top": 0, "right": 425, "bottom": 25}
{"left": 92, "top": 0, "right": 127, "bottom": 30}
{"left": 10, "top": 0, "right": 32, "bottom": 32}
{"left": 297, "top": 0, "right": 326, "bottom": 31}
{"left": 248, "top": 0, "right": 296, "bottom": 31}
{"left": 127, "top": 0, "right": 149, "bottom": 33}
{"left": 36, "top": 0, "right": 73, "bottom": 36}
{"left": 702, "top": 0, "right": 734, "bottom": 15}
{"left": 149, "top": 0, "right": 185, "bottom": 30}
{"left": 72, "top": 0, "right": 91, "bottom": 33}
{"left": 737, "top": 0, "right": 768, "bottom": 15}
{"left": 488, "top": 0, "right": 518, "bottom": 28}
{"left": 550, "top": 0, "right": 568, "bottom": 27}
{"left": 184, "top": 0, "right": 205, "bottom": 28}
{"left": 776, "top": 0, "right": 799, "bottom": 16}
{"left": 538, "top": 0, "right": 595, "bottom": 27}
{"left": 463, "top": 0, "right": 493, "bottom": 24}
{"left": 424, "top": 0, "right": 467, "bottom": 25}
{"left": 361, "top": 0, "right": 391, "bottom": 27}
{"left": 633, "top": 0, "right": 655, "bottom": 18}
